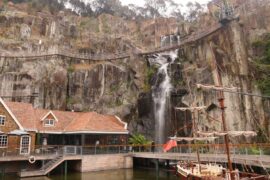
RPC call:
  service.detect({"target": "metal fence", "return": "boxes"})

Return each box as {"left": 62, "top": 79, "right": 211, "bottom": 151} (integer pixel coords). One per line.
{"left": 1, "top": 144, "right": 270, "bottom": 158}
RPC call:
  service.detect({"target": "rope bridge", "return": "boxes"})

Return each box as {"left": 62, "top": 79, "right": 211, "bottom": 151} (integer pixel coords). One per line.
{"left": 0, "top": 23, "right": 223, "bottom": 61}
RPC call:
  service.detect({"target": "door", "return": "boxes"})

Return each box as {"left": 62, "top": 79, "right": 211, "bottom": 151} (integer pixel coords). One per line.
{"left": 20, "top": 136, "right": 31, "bottom": 155}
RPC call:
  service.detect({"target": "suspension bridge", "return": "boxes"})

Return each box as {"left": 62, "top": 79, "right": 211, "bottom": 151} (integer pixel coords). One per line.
{"left": 0, "top": 0, "right": 266, "bottom": 63}
{"left": 0, "top": 22, "right": 222, "bottom": 62}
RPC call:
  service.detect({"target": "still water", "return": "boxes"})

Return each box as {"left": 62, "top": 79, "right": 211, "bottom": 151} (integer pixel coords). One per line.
{"left": 3, "top": 168, "right": 178, "bottom": 180}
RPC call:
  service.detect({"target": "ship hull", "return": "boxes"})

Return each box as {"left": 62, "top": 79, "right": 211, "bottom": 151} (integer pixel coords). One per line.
{"left": 177, "top": 172, "right": 202, "bottom": 180}
{"left": 177, "top": 168, "right": 268, "bottom": 180}
{"left": 176, "top": 163, "right": 225, "bottom": 180}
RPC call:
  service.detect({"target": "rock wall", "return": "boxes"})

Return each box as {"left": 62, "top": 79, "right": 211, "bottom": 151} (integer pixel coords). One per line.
{"left": 0, "top": 56, "right": 143, "bottom": 126}
{"left": 175, "top": 20, "right": 269, "bottom": 139}
{"left": 0, "top": 0, "right": 270, "bottom": 141}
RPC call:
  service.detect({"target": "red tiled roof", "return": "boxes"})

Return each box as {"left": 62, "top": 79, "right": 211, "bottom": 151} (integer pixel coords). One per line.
{"left": 5, "top": 101, "right": 36, "bottom": 131}
{"left": 34, "top": 109, "right": 80, "bottom": 132}
{"left": 4, "top": 101, "right": 128, "bottom": 134}
{"left": 64, "top": 112, "right": 127, "bottom": 133}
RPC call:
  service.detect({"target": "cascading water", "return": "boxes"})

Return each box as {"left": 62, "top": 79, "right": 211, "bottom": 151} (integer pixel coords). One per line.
{"left": 149, "top": 50, "right": 178, "bottom": 148}
{"left": 160, "top": 35, "right": 181, "bottom": 47}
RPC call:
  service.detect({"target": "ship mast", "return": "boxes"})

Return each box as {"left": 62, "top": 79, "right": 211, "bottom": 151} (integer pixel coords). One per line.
{"left": 192, "top": 110, "right": 201, "bottom": 173}
{"left": 209, "top": 40, "right": 233, "bottom": 178}
{"left": 174, "top": 106, "right": 207, "bottom": 172}
{"left": 218, "top": 92, "right": 233, "bottom": 176}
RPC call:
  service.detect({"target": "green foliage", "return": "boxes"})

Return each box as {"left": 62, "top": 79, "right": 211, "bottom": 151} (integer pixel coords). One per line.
{"left": 128, "top": 133, "right": 151, "bottom": 145}
{"left": 172, "top": 78, "right": 185, "bottom": 87}
{"left": 252, "top": 34, "right": 270, "bottom": 65}
{"left": 80, "top": 21, "right": 87, "bottom": 27}
{"left": 256, "top": 128, "right": 269, "bottom": 143}
{"left": 110, "top": 83, "right": 120, "bottom": 92}
{"left": 252, "top": 34, "right": 270, "bottom": 96}
{"left": 67, "top": 65, "right": 75, "bottom": 73}
{"left": 248, "top": 147, "right": 260, "bottom": 155}
{"left": 66, "top": 97, "right": 75, "bottom": 106}
{"left": 147, "top": 66, "right": 157, "bottom": 80}
{"left": 144, "top": 65, "right": 158, "bottom": 92}
{"left": 257, "top": 77, "right": 270, "bottom": 96}
{"left": 11, "top": 0, "right": 27, "bottom": 3}
{"left": 26, "top": 0, "right": 65, "bottom": 14}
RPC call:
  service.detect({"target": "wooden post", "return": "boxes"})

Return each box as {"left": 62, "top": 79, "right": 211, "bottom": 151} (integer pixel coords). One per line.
{"left": 0, "top": 165, "right": 5, "bottom": 179}
{"left": 174, "top": 108, "right": 177, "bottom": 135}
{"left": 155, "top": 159, "right": 159, "bottom": 174}
{"left": 166, "top": 160, "right": 170, "bottom": 169}
{"left": 64, "top": 160, "right": 67, "bottom": 179}
{"left": 81, "top": 134, "right": 85, "bottom": 146}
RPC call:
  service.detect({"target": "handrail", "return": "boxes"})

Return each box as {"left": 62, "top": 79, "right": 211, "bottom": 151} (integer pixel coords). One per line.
{"left": 0, "top": 143, "right": 270, "bottom": 159}
{"left": 16, "top": 143, "right": 269, "bottom": 150}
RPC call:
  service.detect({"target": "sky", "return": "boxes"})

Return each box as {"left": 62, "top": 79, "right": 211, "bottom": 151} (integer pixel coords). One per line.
{"left": 120, "top": 0, "right": 212, "bottom": 7}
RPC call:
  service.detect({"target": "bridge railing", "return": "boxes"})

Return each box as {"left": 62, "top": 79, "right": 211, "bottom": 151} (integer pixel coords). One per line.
{"left": 0, "top": 144, "right": 270, "bottom": 158}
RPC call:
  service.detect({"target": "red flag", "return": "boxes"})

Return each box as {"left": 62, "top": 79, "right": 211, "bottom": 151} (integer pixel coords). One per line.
{"left": 163, "top": 140, "right": 177, "bottom": 152}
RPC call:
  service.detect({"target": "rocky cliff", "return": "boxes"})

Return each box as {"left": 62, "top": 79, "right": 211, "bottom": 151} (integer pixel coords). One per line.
{"left": 0, "top": 0, "right": 270, "bottom": 142}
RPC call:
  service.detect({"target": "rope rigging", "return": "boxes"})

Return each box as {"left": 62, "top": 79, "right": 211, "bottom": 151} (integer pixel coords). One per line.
{"left": 197, "top": 84, "right": 270, "bottom": 99}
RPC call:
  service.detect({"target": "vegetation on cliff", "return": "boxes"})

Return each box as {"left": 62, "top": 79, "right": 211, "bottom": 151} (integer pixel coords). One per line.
{"left": 252, "top": 33, "right": 270, "bottom": 96}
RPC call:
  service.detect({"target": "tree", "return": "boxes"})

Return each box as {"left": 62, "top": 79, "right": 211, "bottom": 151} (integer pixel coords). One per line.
{"left": 11, "top": 0, "right": 27, "bottom": 3}
{"left": 186, "top": 2, "right": 204, "bottom": 22}
{"left": 92, "top": 0, "right": 122, "bottom": 16}
{"left": 144, "top": 0, "right": 166, "bottom": 18}
{"left": 128, "top": 133, "right": 151, "bottom": 145}
{"left": 167, "top": 0, "right": 184, "bottom": 20}
{"left": 65, "top": 0, "right": 93, "bottom": 16}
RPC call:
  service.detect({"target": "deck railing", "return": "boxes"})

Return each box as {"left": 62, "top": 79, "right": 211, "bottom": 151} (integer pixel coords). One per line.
{"left": 0, "top": 143, "right": 270, "bottom": 158}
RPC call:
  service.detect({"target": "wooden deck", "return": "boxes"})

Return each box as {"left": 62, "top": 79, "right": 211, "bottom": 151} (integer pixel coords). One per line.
{"left": 132, "top": 152, "right": 270, "bottom": 168}
{"left": 1, "top": 144, "right": 270, "bottom": 177}
{"left": 2, "top": 152, "right": 269, "bottom": 168}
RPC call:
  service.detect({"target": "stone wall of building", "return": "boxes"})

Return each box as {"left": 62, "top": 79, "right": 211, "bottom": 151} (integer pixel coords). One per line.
{"left": 0, "top": 103, "right": 19, "bottom": 133}
{"left": 0, "top": 103, "right": 20, "bottom": 154}
{"left": 0, "top": 103, "right": 36, "bottom": 154}
{"left": 79, "top": 154, "right": 133, "bottom": 172}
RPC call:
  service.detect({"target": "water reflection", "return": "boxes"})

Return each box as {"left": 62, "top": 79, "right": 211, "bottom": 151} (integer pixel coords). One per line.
{"left": 5, "top": 169, "right": 178, "bottom": 180}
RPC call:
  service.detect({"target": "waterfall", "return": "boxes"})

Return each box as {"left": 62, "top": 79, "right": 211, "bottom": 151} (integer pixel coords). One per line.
{"left": 177, "top": 35, "right": 181, "bottom": 45}
{"left": 160, "top": 36, "right": 170, "bottom": 47}
{"left": 170, "top": 35, "right": 174, "bottom": 46}
{"left": 99, "top": 64, "right": 105, "bottom": 98}
{"left": 160, "top": 35, "right": 181, "bottom": 47}
{"left": 150, "top": 50, "right": 178, "bottom": 147}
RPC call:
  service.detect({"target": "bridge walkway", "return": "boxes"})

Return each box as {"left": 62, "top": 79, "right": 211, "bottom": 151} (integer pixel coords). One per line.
{"left": 0, "top": 144, "right": 269, "bottom": 177}
{"left": 132, "top": 152, "right": 270, "bottom": 169}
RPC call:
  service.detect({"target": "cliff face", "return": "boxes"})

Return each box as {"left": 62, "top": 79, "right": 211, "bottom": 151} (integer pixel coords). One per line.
{"left": 0, "top": 56, "right": 145, "bottom": 124}
{"left": 172, "top": 1, "right": 270, "bottom": 140}
{"left": 0, "top": 0, "right": 270, "bottom": 141}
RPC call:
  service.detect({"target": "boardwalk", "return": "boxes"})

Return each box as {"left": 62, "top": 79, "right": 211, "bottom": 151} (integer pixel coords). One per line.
{"left": 0, "top": 144, "right": 270, "bottom": 177}
{"left": 132, "top": 152, "right": 270, "bottom": 169}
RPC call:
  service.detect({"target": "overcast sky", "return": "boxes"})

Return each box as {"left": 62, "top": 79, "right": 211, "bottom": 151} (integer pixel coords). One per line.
{"left": 120, "top": 0, "right": 212, "bottom": 7}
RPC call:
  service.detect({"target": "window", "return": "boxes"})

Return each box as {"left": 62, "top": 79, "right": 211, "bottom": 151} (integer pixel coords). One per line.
{"left": 0, "top": 135, "right": 7, "bottom": 147}
{"left": 0, "top": 115, "right": 5, "bottom": 126}
{"left": 44, "top": 119, "right": 54, "bottom": 126}
{"left": 20, "top": 136, "right": 30, "bottom": 154}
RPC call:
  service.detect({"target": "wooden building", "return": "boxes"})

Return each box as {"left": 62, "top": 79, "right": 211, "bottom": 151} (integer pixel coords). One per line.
{"left": 0, "top": 97, "right": 128, "bottom": 155}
